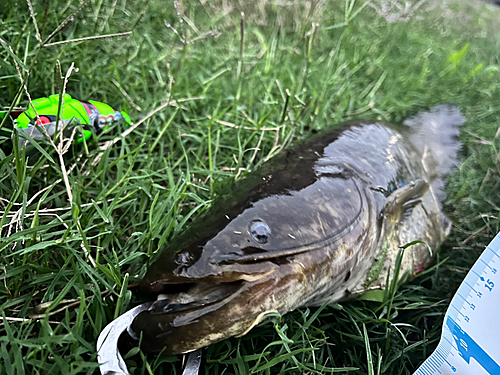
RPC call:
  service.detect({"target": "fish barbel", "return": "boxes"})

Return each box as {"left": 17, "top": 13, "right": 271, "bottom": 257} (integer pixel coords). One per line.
{"left": 129, "top": 104, "right": 465, "bottom": 355}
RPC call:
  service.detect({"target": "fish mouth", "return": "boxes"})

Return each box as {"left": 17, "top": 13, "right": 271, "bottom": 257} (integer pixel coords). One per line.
{"left": 130, "top": 268, "right": 279, "bottom": 354}
{"left": 146, "top": 280, "right": 245, "bottom": 316}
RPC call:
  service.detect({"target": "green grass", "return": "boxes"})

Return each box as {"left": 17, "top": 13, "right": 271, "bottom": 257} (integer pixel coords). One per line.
{"left": 1, "top": 0, "right": 500, "bottom": 374}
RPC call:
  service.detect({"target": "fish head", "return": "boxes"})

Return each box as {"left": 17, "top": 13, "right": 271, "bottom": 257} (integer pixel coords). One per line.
{"left": 132, "top": 159, "right": 373, "bottom": 354}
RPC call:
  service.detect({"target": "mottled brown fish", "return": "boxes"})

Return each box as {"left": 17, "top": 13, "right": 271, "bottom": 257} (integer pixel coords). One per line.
{"left": 129, "top": 104, "right": 464, "bottom": 355}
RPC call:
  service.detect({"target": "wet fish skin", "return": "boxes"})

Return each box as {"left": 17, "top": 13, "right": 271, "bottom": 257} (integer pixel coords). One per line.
{"left": 130, "top": 105, "right": 464, "bottom": 354}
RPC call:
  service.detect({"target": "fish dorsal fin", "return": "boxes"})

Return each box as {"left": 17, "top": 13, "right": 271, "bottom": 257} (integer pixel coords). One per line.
{"left": 383, "top": 179, "right": 429, "bottom": 223}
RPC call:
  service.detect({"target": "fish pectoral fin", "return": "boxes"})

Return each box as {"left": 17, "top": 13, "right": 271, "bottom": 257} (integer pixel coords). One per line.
{"left": 401, "top": 198, "right": 423, "bottom": 220}
{"left": 383, "top": 179, "right": 429, "bottom": 222}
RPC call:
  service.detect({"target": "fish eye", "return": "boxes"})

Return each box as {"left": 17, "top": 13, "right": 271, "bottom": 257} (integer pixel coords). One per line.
{"left": 249, "top": 220, "right": 271, "bottom": 244}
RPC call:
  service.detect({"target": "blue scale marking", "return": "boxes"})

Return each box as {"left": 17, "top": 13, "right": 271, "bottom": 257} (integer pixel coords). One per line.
{"left": 463, "top": 281, "right": 478, "bottom": 292}
{"left": 480, "top": 258, "right": 492, "bottom": 270}
{"left": 448, "top": 303, "right": 466, "bottom": 319}
{"left": 430, "top": 355, "right": 440, "bottom": 367}
{"left": 446, "top": 317, "right": 500, "bottom": 373}
{"left": 490, "top": 248, "right": 500, "bottom": 259}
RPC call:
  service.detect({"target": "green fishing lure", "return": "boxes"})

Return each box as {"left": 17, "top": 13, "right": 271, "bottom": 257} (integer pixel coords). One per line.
{"left": 1, "top": 94, "right": 131, "bottom": 148}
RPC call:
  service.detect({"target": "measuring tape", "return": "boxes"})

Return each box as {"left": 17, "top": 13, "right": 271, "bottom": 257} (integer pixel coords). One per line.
{"left": 414, "top": 232, "right": 500, "bottom": 374}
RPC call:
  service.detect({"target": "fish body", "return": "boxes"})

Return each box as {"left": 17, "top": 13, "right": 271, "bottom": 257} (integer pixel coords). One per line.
{"left": 130, "top": 105, "right": 464, "bottom": 354}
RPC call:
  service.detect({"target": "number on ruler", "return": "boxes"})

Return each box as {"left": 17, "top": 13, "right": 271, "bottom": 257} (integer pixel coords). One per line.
{"left": 484, "top": 279, "right": 494, "bottom": 292}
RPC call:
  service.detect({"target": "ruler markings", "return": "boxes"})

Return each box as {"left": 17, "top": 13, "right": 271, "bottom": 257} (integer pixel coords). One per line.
{"left": 414, "top": 232, "right": 500, "bottom": 375}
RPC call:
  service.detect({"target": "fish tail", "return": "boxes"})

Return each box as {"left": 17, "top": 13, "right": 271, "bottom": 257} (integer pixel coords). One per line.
{"left": 403, "top": 104, "right": 465, "bottom": 201}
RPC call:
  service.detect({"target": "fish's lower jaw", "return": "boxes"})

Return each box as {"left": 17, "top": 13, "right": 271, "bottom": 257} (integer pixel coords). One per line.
{"left": 129, "top": 271, "right": 293, "bottom": 354}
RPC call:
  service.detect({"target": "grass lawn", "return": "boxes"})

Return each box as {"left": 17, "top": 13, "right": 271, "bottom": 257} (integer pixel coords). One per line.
{"left": 1, "top": 0, "right": 500, "bottom": 374}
